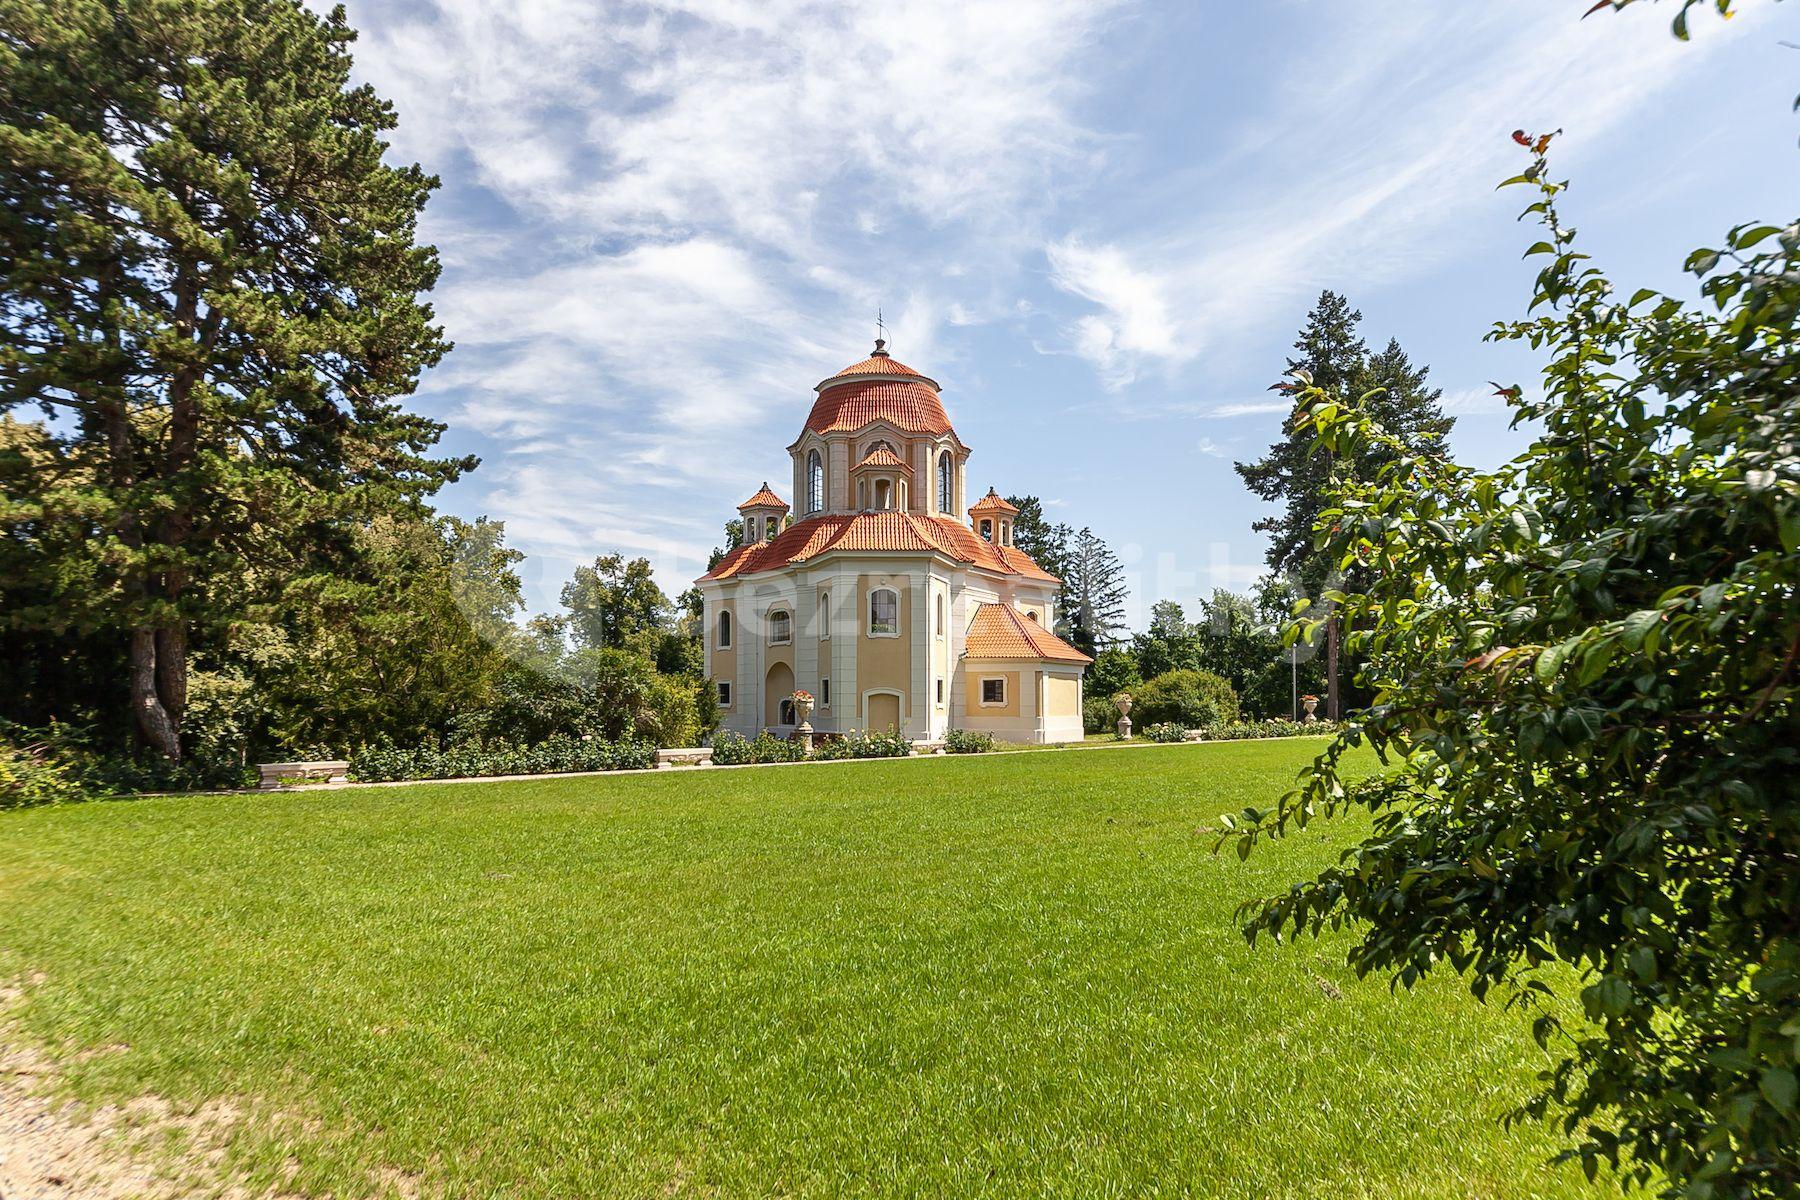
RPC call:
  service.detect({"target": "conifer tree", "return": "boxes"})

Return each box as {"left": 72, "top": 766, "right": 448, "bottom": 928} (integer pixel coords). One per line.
{"left": 1235, "top": 292, "right": 1451, "bottom": 718}
{"left": 1061, "top": 526, "right": 1128, "bottom": 656}
{"left": 0, "top": 0, "right": 470, "bottom": 759}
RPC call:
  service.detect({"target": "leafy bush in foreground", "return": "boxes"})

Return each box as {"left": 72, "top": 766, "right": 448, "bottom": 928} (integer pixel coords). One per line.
{"left": 1142, "top": 723, "right": 1188, "bottom": 744}
{"left": 1223, "top": 137, "right": 1800, "bottom": 1196}
{"left": 349, "top": 736, "right": 654, "bottom": 783}
{"left": 943, "top": 729, "right": 996, "bottom": 754}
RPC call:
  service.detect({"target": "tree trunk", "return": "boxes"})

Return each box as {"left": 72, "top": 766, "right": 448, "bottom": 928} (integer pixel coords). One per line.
{"left": 1326, "top": 613, "right": 1341, "bottom": 721}
{"left": 130, "top": 627, "right": 181, "bottom": 760}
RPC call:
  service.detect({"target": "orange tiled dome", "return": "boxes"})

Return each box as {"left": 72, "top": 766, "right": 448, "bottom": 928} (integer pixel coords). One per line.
{"left": 798, "top": 341, "right": 954, "bottom": 441}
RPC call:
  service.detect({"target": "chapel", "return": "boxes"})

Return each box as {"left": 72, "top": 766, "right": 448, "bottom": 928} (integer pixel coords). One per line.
{"left": 696, "top": 340, "right": 1090, "bottom": 744}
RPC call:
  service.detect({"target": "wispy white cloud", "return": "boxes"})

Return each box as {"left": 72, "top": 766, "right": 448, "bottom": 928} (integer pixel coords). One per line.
{"left": 334, "top": 0, "right": 1127, "bottom": 596}
{"left": 1043, "top": 3, "right": 1763, "bottom": 386}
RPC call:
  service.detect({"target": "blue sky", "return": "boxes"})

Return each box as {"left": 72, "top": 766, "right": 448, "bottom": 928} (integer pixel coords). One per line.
{"left": 333, "top": 0, "right": 1796, "bottom": 622}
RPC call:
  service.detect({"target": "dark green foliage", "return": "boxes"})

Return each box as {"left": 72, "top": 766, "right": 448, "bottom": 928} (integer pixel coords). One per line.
{"left": 0, "top": 0, "right": 471, "bottom": 760}
{"left": 1224, "top": 137, "right": 1800, "bottom": 1197}
{"left": 1133, "top": 669, "right": 1240, "bottom": 730}
{"left": 1083, "top": 694, "right": 1122, "bottom": 735}
{"left": 347, "top": 736, "right": 656, "bottom": 782}
{"left": 1132, "top": 600, "right": 1201, "bottom": 678}
{"left": 561, "top": 554, "right": 671, "bottom": 651}
{"left": 1087, "top": 648, "right": 1142, "bottom": 702}
{"left": 0, "top": 730, "right": 85, "bottom": 808}
{"left": 1062, "top": 527, "right": 1129, "bottom": 655}
{"left": 943, "top": 729, "right": 996, "bottom": 754}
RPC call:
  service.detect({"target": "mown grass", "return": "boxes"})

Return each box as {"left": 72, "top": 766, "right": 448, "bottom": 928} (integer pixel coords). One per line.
{"left": 0, "top": 740, "right": 1603, "bottom": 1198}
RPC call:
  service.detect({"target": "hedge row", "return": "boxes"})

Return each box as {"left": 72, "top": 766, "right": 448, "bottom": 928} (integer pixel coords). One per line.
{"left": 348, "top": 736, "right": 657, "bottom": 782}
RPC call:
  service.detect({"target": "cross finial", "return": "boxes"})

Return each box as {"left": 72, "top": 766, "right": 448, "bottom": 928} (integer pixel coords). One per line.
{"left": 873, "top": 307, "right": 887, "bottom": 355}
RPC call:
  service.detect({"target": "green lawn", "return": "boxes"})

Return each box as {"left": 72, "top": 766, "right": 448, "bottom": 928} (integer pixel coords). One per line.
{"left": 0, "top": 740, "right": 1603, "bottom": 1199}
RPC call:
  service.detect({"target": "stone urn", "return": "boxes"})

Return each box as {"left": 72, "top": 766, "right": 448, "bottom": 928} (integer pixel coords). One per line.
{"left": 1114, "top": 692, "right": 1133, "bottom": 740}
{"left": 793, "top": 692, "right": 815, "bottom": 753}
{"left": 1301, "top": 694, "right": 1319, "bottom": 722}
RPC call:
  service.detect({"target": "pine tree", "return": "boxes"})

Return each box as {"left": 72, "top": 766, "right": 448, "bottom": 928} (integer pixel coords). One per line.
{"left": 0, "top": 0, "right": 470, "bottom": 759}
{"left": 1061, "top": 527, "right": 1128, "bottom": 656}
{"left": 1234, "top": 293, "right": 1452, "bottom": 718}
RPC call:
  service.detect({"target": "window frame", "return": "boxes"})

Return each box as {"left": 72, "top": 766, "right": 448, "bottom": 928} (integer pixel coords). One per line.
{"left": 807, "top": 449, "right": 824, "bottom": 515}
{"left": 867, "top": 587, "right": 900, "bottom": 638}
{"left": 979, "top": 677, "right": 1008, "bottom": 707}
{"left": 935, "top": 594, "right": 945, "bottom": 639}
{"left": 767, "top": 608, "right": 792, "bottom": 646}
{"left": 936, "top": 450, "right": 952, "bottom": 513}
{"left": 717, "top": 680, "right": 732, "bottom": 708}
{"left": 818, "top": 591, "right": 830, "bottom": 639}
{"left": 979, "top": 518, "right": 993, "bottom": 542}
{"left": 821, "top": 678, "right": 831, "bottom": 707}
{"left": 717, "top": 610, "right": 733, "bottom": 649}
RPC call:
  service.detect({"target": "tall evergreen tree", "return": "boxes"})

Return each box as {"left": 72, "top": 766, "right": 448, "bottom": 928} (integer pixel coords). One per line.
{"left": 0, "top": 0, "right": 470, "bottom": 760}
{"left": 1061, "top": 527, "right": 1128, "bottom": 656}
{"left": 1234, "top": 292, "right": 1452, "bottom": 718}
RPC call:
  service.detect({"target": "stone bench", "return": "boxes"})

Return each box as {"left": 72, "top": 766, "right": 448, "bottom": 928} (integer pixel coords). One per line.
{"left": 655, "top": 747, "right": 714, "bottom": 769}
{"left": 257, "top": 760, "right": 349, "bottom": 790}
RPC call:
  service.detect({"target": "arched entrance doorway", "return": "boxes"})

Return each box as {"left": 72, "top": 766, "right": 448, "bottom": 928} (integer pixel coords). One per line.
{"left": 765, "top": 662, "right": 795, "bottom": 727}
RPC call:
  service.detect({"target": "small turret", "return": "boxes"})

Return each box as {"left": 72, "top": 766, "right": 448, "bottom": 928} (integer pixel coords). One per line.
{"left": 737, "top": 483, "right": 789, "bottom": 543}
{"left": 968, "top": 488, "right": 1019, "bottom": 545}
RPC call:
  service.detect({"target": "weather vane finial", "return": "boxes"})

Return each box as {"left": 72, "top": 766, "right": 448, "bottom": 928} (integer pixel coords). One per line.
{"left": 874, "top": 307, "right": 887, "bottom": 355}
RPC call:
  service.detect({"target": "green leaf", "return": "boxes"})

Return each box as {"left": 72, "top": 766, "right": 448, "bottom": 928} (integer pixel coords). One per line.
{"left": 1622, "top": 609, "right": 1660, "bottom": 650}
{"left": 1535, "top": 636, "right": 1580, "bottom": 686}
{"left": 1760, "top": 1068, "right": 1797, "bottom": 1114}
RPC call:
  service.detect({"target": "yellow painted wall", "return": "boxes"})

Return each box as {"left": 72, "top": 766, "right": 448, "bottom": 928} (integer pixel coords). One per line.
{"left": 966, "top": 669, "right": 1021, "bottom": 718}
{"left": 856, "top": 575, "right": 911, "bottom": 716}
{"left": 711, "top": 601, "right": 736, "bottom": 705}
{"left": 1045, "top": 674, "right": 1081, "bottom": 718}
{"left": 866, "top": 692, "right": 901, "bottom": 732}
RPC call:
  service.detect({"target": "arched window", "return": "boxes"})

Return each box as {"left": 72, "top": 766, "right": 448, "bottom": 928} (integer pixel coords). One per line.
{"left": 936, "top": 451, "right": 952, "bottom": 513}
{"left": 819, "top": 592, "right": 830, "bottom": 639}
{"left": 717, "top": 610, "right": 733, "bottom": 648}
{"left": 807, "top": 450, "right": 823, "bottom": 514}
{"left": 935, "top": 595, "right": 945, "bottom": 638}
{"left": 1000, "top": 520, "right": 1012, "bottom": 546}
{"left": 768, "top": 609, "right": 791, "bottom": 645}
{"left": 874, "top": 478, "right": 892, "bottom": 511}
{"left": 1025, "top": 609, "right": 1040, "bottom": 623}
{"left": 868, "top": 587, "right": 899, "bottom": 636}
{"left": 979, "top": 518, "right": 993, "bottom": 542}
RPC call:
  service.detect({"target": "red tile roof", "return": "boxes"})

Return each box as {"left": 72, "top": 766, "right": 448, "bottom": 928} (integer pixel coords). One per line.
{"left": 737, "top": 483, "right": 788, "bottom": 510}
{"left": 853, "top": 445, "right": 910, "bottom": 472}
{"left": 968, "top": 488, "right": 1019, "bottom": 514}
{"left": 700, "top": 513, "right": 1061, "bottom": 582}
{"left": 799, "top": 380, "right": 954, "bottom": 439}
{"left": 965, "top": 603, "right": 1091, "bottom": 664}
{"left": 828, "top": 352, "right": 928, "bottom": 380}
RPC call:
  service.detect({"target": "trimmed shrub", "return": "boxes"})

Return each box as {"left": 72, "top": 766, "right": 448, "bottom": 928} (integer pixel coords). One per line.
{"left": 708, "top": 731, "right": 803, "bottom": 766}
{"left": 348, "top": 736, "right": 653, "bottom": 782}
{"left": 1142, "top": 722, "right": 1188, "bottom": 743}
{"left": 839, "top": 729, "right": 912, "bottom": 759}
{"left": 1193, "top": 718, "right": 1338, "bottom": 742}
{"left": 943, "top": 729, "right": 995, "bottom": 754}
{"left": 1133, "top": 669, "right": 1239, "bottom": 730}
